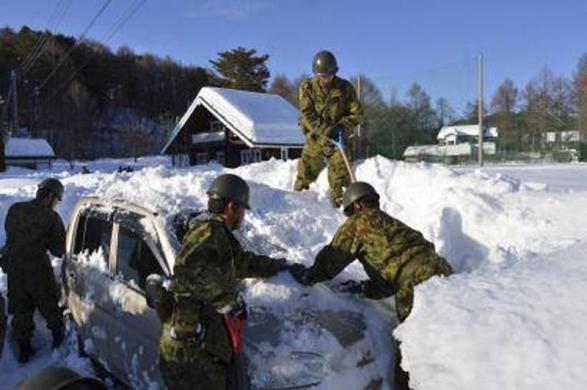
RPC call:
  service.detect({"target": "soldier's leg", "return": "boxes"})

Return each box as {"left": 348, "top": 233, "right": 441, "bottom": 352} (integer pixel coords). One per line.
{"left": 7, "top": 273, "right": 35, "bottom": 342}
{"left": 31, "top": 270, "right": 63, "bottom": 346}
{"left": 326, "top": 150, "right": 351, "bottom": 207}
{"left": 293, "top": 142, "right": 323, "bottom": 191}
{"left": 0, "top": 294, "right": 6, "bottom": 358}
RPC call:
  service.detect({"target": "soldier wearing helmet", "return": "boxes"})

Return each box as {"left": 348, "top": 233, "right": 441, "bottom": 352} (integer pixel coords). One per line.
{"left": 16, "top": 366, "right": 107, "bottom": 390}
{"left": 293, "top": 50, "right": 364, "bottom": 207}
{"left": 291, "top": 182, "right": 454, "bottom": 390}
{"left": 2, "top": 178, "right": 66, "bottom": 363}
{"left": 158, "top": 174, "right": 292, "bottom": 389}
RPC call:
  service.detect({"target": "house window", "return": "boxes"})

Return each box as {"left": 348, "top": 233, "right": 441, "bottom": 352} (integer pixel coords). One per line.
{"left": 240, "top": 150, "right": 250, "bottom": 164}
{"left": 196, "top": 152, "right": 208, "bottom": 165}
{"left": 251, "top": 149, "right": 262, "bottom": 162}
{"left": 216, "top": 151, "right": 225, "bottom": 165}
{"left": 280, "top": 148, "right": 288, "bottom": 161}
{"left": 210, "top": 120, "right": 224, "bottom": 132}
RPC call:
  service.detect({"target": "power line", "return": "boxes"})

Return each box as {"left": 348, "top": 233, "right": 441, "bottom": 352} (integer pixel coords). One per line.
{"left": 37, "top": 0, "right": 113, "bottom": 91}
{"left": 17, "top": 0, "right": 67, "bottom": 73}
{"left": 20, "top": 0, "right": 72, "bottom": 76}
{"left": 44, "top": 0, "right": 147, "bottom": 103}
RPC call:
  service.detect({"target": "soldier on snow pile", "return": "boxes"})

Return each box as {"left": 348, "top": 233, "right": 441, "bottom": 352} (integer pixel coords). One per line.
{"left": 3, "top": 178, "right": 67, "bottom": 363}
{"left": 157, "top": 174, "right": 294, "bottom": 390}
{"left": 293, "top": 50, "right": 364, "bottom": 207}
{"left": 290, "top": 182, "right": 454, "bottom": 390}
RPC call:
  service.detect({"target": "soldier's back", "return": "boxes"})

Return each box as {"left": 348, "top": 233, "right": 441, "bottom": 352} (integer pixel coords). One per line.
{"left": 5, "top": 200, "right": 59, "bottom": 258}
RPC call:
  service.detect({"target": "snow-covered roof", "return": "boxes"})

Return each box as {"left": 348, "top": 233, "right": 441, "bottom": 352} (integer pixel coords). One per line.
{"left": 5, "top": 137, "right": 56, "bottom": 158}
{"left": 162, "top": 87, "right": 304, "bottom": 153}
{"left": 437, "top": 125, "right": 498, "bottom": 140}
{"left": 404, "top": 142, "right": 497, "bottom": 157}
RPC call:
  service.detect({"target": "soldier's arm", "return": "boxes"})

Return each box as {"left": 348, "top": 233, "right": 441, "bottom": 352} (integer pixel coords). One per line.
{"left": 336, "top": 83, "right": 364, "bottom": 132}
{"left": 236, "top": 250, "right": 281, "bottom": 279}
{"left": 306, "top": 219, "right": 360, "bottom": 285}
{"left": 299, "top": 81, "right": 328, "bottom": 136}
{"left": 172, "top": 225, "right": 234, "bottom": 310}
{"left": 47, "top": 213, "right": 66, "bottom": 257}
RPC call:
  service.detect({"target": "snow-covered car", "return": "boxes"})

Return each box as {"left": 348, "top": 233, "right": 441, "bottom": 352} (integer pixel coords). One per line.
{"left": 63, "top": 197, "right": 383, "bottom": 389}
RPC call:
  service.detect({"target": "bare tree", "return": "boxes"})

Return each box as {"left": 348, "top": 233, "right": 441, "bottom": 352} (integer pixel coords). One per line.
{"left": 269, "top": 74, "right": 297, "bottom": 106}
{"left": 491, "top": 78, "right": 518, "bottom": 113}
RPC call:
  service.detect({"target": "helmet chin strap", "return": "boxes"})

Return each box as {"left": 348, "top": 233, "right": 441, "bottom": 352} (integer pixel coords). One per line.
{"left": 225, "top": 202, "right": 241, "bottom": 230}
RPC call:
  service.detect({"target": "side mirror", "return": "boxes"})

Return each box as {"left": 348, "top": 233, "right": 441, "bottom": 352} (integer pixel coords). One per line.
{"left": 145, "top": 274, "right": 166, "bottom": 309}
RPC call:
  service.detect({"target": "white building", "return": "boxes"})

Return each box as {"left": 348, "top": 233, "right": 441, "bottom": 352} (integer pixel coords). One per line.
{"left": 4, "top": 137, "right": 56, "bottom": 169}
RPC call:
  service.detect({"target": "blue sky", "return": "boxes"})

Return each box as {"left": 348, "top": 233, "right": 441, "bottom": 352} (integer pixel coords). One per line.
{"left": 2, "top": 0, "right": 586, "bottom": 112}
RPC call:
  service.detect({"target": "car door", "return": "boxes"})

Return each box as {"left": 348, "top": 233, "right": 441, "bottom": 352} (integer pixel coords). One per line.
{"left": 110, "top": 211, "right": 167, "bottom": 387}
{"left": 65, "top": 208, "right": 121, "bottom": 372}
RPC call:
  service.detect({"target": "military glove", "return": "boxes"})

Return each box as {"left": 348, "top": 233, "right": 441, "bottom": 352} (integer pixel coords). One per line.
{"left": 334, "top": 280, "right": 366, "bottom": 295}
{"left": 327, "top": 126, "right": 345, "bottom": 141}
{"left": 289, "top": 263, "right": 311, "bottom": 286}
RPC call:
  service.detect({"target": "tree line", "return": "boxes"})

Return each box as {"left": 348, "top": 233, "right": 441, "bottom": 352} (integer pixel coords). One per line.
{"left": 1, "top": 25, "right": 586, "bottom": 168}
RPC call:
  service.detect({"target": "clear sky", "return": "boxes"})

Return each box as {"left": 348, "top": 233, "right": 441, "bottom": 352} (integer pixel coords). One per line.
{"left": 2, "top": 0, "right": 586, "bottom": 111}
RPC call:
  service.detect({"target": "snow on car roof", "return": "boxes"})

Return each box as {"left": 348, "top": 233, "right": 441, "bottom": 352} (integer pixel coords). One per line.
{"left": 5, "top": 137, "right": 56, "bottom": 157}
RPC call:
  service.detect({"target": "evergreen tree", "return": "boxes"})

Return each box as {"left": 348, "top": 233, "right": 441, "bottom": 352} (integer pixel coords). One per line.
{"left": 210, "top": 47, "right": 270, "bottom": 92}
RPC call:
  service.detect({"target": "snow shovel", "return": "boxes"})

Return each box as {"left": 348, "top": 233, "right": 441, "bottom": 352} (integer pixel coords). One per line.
{"left": 224, "top": 303, "right": 250, "bottom": 390}
{"left": 327, "top": 129, "right": 356, "bottom": 183}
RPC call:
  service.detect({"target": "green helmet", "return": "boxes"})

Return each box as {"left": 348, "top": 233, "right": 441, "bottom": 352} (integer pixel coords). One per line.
{"left": 207, "top": 174, "right": 250, "bottom": 209}
{"left": 37, "top": 178, "right": 64, "bottom": 200}
{"left": 343, "top": 182, "right": 379, "bottom": 216}
{"left": 312, "top": 50, "right": 338, "bottom": 74}
{"left": 16, "top": 366, "right": 107, "bottom": 390}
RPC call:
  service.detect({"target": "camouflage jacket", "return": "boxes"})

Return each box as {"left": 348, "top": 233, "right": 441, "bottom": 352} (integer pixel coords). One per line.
{"left": 159, "top": 213, "right": 282, "bottom": 362}
{"left": 299, "top": 76, "right": 364, "bottom": 142}
{"left": 168, "top": 213, "right": 282, "bottom": 311}
{"left": 3, "top": 199, "right": 66, "bottom": 270}
{"left": 305, "top": 208, "right": 440, "bottom": 298}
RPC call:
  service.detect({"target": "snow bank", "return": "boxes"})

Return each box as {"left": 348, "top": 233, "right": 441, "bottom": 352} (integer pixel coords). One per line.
{"left": 2, "top": 157, "right": 587, "bottom": 390}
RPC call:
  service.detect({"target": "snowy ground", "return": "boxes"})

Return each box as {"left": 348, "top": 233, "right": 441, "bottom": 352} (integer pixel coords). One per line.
{"left": 1, "top": 157, "right": 586, "bottom": 389}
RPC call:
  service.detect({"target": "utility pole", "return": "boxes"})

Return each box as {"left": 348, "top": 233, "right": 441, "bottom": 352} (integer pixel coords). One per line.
{"left": 11, "top": 69, "right": 19, "bottom": 137}
{"left": 477, "top": 54, "right": 484, "bottom": 166}
{"left": 356, "top": 74, "right": 362, "bottom": 159}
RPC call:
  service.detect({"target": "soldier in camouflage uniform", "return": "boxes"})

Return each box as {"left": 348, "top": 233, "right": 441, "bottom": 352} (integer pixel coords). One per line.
{"left": 291, "top": 182, "right": 454, "bottom": 390}
{"left": 158, "top": 174, "right": 290, "bottom": 390}
{"left": 3, "top": 178, "right": 66, "bottom": 363}
{"left": 293, "top": 50, "right": 364, "bottom": 206}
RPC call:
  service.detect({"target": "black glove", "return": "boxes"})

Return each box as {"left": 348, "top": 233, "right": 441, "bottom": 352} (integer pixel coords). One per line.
{"left": 289, "top": 263, "right": 311, "bottom": 286}
{"left": 328, "top": 126, "right": 344, "bottom": 140}
{"left": 334, "top": 280, "right": 365, "bottom": 295}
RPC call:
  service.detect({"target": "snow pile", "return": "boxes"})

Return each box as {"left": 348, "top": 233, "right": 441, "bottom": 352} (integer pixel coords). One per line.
{"left": 1, "top": 156, "right": 587, "bottom": 390}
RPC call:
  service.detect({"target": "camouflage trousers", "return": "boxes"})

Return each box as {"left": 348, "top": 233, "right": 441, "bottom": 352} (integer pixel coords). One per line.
{"left": 293, "top": 139, "right": 351, "bottom": 206}
{"left": 393, "top": 254, "right": 454, "bottom": 390}
{"left": 159, "top": 314, "right": 233, "bottom": 390}
{"left": 6, "top": 259, "right": 63, "bottom": 342}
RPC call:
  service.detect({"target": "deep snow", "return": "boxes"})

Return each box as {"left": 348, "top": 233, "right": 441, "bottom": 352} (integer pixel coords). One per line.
{"left": 1, "top": 157, "right": 586, "bottom": 390}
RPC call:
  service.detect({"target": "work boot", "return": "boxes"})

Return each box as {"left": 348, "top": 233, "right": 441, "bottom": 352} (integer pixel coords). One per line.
{"left": 51, "top": 326, "right": 65, "bottom": 349}
{"left": 16, "top": 339, "right": 35, "bottom": 364}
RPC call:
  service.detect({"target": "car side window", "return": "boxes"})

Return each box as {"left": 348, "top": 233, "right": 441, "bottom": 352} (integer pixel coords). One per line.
{"left": 74, "top": 214, "right": 112, "bottom": 267}
{"left": 117, "top": 225, "right": 164, "bottom": 290}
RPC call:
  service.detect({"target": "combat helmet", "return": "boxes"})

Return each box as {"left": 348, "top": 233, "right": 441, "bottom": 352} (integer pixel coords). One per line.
{"left": 37, "top": 178, "right": 65, "bottom": 200}
{"left": 207, "top": 174, "right": 250, "bottom": 209}
{"left": 312, "top": 50, "right": 338, "bottom": 74}
{"left": 342, "top": 182, "right": 380, "bottom": 216}
{"left": 16, "top": 366, "right": 107, "bottom": 390}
